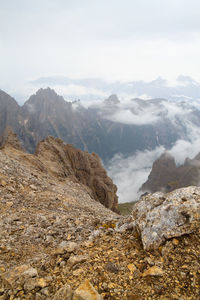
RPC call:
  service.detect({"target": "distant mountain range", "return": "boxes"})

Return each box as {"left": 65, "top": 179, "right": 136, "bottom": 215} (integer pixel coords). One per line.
{"left": 29, "top": 75, "right": 200, "bottom": 102}
{"left": 1, "top": 87, "right": 199, "bottom": 163}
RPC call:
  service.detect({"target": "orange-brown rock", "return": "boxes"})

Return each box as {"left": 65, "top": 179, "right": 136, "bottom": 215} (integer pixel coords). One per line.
{"left": 0, "top": 127, "right": 24, "bottom": 151}
{"left": 35, "top": 136, "right": 118, "bottom": 212}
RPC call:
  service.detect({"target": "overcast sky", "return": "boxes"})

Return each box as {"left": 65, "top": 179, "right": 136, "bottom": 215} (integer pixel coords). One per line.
{"left": 1, "top": 0, "right": 200, "bottom": 96}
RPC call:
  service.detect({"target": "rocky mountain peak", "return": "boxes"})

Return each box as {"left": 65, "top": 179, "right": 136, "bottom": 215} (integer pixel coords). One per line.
{"left": 35, "top": 87, "right": 60, "bottom": 98}
{"left": 23, "top": 87, "right": 67, "bottom": 112}
{"left": 104, "top": 94, "right": 120, "bottom": 105}
{"left": 141, "top": 148, "right": 200, "bottom": 193}
{"left": 140, "top": 151, "right": 177, "bottom": 193}
{"left": 157, "top": 151, "right": 176, "bottom": 166}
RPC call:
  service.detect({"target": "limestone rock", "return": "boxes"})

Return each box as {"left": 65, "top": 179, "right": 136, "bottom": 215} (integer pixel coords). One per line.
{"left": 52, "top": 284, "right": 72, "bottom": 300}
{"left": 131, "top": 186, "right": 200, "bottom": 250}
{"left": 54, "top": 241, "right": 78, "bottom": 255}
{"left": 67, "top": 255, "right": 88, "bottom": 269}
{"left": 24, "top": 277, "right": 48, "bottom": 291}
{"left": 73, "top": 279, "right": 103, "bottom": 300}
{"left": 1, "top": 264, "right": 38, "bottom": 289}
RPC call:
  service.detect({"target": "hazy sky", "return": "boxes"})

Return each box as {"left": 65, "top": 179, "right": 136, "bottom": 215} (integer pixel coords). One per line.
{"left": 1, "top": 0, "right": 200, "bottom": 92}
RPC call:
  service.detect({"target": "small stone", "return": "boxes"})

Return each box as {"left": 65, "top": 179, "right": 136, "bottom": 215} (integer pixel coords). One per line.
{"left": 7, "top": 186, "right": 15, "bottom": 193}
{"left": 172, "top": 238, "right": 179, "bottom": 246}
{"left": 127, "top": 264, "right": 137, "bottom": 273}
{"left": 67, "top": 255, "right": 88, "bottom": 269}
{"left": 54, "top": 241, "right": 78, "bottom": 255}
{"left": 24, "top": 277, "right": 47, "bottom": 291}
{"left": 36, "top": 278, "right": 48, "bottom": 288}
{"left": 30, "top": 184, "right": 37, "bottom": 190}
{"left": 46, "top": 235, "right": 54, "bottom": 243}
{"left": 142, "top": 266, "right": 164, "bottom": 277}
{"left": 40, "top": 287, "right": 49, "bottom": 296}
{"left": 52, "top": 284, "right": 72, "bottom": 300}
{"left": 105, "top": 262, "right": 119, "bottom": 274}
{"left": 0, "top": 180, "right": 7, "bottom": 187}
{"left": 73, "top": 279, "right": 103, "bottom": 300}
{"left": 60, "top": 261, "right": 66, "bottom": 267}
{"left": 0, "top": 267, "right": 6, "bottom": 273}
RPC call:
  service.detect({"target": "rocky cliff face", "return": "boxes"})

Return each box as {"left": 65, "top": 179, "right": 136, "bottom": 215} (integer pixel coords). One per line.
{"left": 140, "top": 152, "right": 177, "bottom": 193}
{"left": 35, "top": 136, "right": 118, "bottom": 212}
{"left": 0, "top": 133, "right": 199, "bottom": 299}
{"left": 141, "top": 150, "right": 200, "bottom": 193}
{"left": 0, "top": 90, "right": 20, "bottom": 137}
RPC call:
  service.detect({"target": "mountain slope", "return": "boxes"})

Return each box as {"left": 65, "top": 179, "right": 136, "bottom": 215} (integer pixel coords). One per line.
{"left": 0, "top": 135, "right": 199, "bottom": 299}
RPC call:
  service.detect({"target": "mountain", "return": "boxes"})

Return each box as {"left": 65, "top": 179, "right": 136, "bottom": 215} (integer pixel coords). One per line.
{"left": 0, "top": 87, "right": 194, "bottom": 163}
{"left": 140, "top": 150, "right": 200, "bottom": 193}
{"left": 0, "top": 131, "right": 199, "bottom": 299}
{"left": 29, "top": 74, "right": 200, "bottom": 102}
{"left": 0, "top": 89, "right": 20, "bottom": 137}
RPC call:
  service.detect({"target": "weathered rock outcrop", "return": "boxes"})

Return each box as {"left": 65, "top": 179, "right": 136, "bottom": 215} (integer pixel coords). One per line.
{"left": 0, "top": 128, "right": 24, "bottom": 151}
{"left": 35, "top": 136, "right": 118, "bottom": 212}
{"left": 125, "top": 186, "right": 200, "bottom": 250}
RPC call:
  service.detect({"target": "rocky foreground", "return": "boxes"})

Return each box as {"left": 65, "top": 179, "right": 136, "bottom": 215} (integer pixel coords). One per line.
{"left": 0, "top": 133, "right": 199, "bottom": 299}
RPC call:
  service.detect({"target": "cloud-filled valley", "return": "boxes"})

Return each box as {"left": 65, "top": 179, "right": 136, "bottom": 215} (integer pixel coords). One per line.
{"left": 105, "top": 99, "right": 200, "bottom": 203}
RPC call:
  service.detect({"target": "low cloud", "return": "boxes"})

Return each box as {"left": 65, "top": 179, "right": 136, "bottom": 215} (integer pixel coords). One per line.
{"left": 108, "top": 123, "right": 200, "bottom": 203}
{"left": 106, "top": 108, "right": 159, "bottom": 125}
{"left": 107, "top": 147, "right": 164, "bottom": 203}
{"left": 103, "top": 97, "right": 197, "bottom": 126}
{"left": 169, "top": 123, "right": 200, "bottom": 164}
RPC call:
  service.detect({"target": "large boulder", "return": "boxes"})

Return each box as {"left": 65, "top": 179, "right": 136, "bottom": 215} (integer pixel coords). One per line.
{"left": 130, "top": 186, "right": 200, "bottom": 250}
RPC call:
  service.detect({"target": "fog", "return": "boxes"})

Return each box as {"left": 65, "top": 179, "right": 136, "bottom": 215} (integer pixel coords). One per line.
{"left": 107, "top": 147, "right": 164, "bottom": 203}
{"left": 103, "top": 98, "right": 196, "bottom": 126}
{"left": 108, "top": 123, "right": 200, "bottom": 203}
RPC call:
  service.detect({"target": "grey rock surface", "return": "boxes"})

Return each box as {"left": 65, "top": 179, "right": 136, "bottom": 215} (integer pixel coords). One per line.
{"left": 131, "top": 187, "right": 200, "bottom": 250}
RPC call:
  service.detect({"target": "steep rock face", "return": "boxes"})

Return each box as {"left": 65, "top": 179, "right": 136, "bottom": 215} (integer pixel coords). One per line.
{"left": 35, "top": 136, "right": 118, "bottom": 212}
{"left": 141, "top": 151, "right": 200, "bottom": 193}
{"left": 0, "top": 90, "right": 20, "bottom": 137}
{"left": 141, "top": 152, "right": 177, "bottom": 193}
{"left": 21, "top": 88, "right": 81, "bottom": 147}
